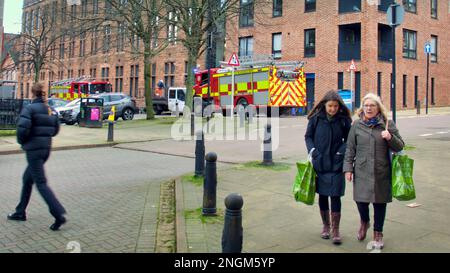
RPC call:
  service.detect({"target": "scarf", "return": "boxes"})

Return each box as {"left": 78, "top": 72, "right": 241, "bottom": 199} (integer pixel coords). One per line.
{"left": 362, "top": 113, "right": 381, "bottom": 127}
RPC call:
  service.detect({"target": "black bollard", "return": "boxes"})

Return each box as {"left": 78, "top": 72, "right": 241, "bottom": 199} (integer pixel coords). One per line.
{"left": 191, "top": 113, "right": 195, "bottom": 136}
{"left": 202, "top": 152, "right": 217, "bottom": 216}
{"left": 262, "top": 123, "right": 273, "bottom": 166}
{"left": 222, "top": 193, "right": 244, "bottom": 253}
{"left": 107, "top": 121, "right": 114, "bottom": 142}
{"left": 194, "top": 130, "right": 205, "bottom": 177}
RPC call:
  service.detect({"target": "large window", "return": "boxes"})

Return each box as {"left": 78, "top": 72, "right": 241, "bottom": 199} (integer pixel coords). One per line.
{"left": 305, "top": 0, "right": 316, "bottom": 12}
{"left": 101, "top": 67, "right": 110, "bottom": 82}
{"left": 91, "top": 27, "right": 98, "bottom": 55}
{"left": 431, "top": 0, "right": 438, "bottom": 18}
{"left": 339, "top": 0, "right": 361, "bottom": 13}
{"left": 93, "top": 0, "right": 99, "bottom": 15}
{"left": 164, "top": 62, "right": 175, "bottom": 88}
{"left": 81, "top": 0, "right": 88, "bottom": 17}
{"left": 272, "top": 33, "right": 282, "bottom": 59}
{"left": 378, "top": 0, "right": 394, "bottom": 12}
{"left": 79, "top": 32, "right": 86, "bottom": 57}
{"left": 59, "top": 36, "right": 65, "bottom": 59}
{"left": 240, "top": 0, "right": 254, "bottom": 27}
{"left": 403, "top": 0, "right": 417, "bottom": 13}
{"left": 239, "top": 36, "right": 253, "bottom": 57}
{"left": 115, "top": 66, "right": 124, "bottom": 93}
{"left": 403, "top": 29, "right": 417, "bottom": 59}
{"left": 304, "top": 29, "right": 315, "bottom": 57}
{"left": 117, "top": 23, "right": 126, "bottom": 52}
{"left": 430, "top": 35, "right": 438, "bottom": 62}
{"left": 273, "top": 0, "right": 282, "bottom": 17}
{"left": 103, "top": 25, "right": 111, "bottom": 53}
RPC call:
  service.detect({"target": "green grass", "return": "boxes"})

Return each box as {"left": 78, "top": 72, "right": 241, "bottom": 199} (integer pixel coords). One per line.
{"left": 0, "top": 130, "right": 16, "bottom": 137}
{"left": 184, "top": 208, "right": 224, "bottom": 224}
{"left": 235, "top": 161, "right": 292, "bottom": 172}
{"left": 404, "top": 144, "right": 416, "bottom": 151}
{"left": 182, "top": 175, "right": 204, "bottom": 186}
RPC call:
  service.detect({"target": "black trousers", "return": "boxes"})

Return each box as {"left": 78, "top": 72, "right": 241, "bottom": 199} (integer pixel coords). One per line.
{"left": 356, "top": 202, "right": 387, "bottom": 232}
{"left": 15, "top": 149, "right": 66, "bottom": 219}
{"left": 319, "top": 195, "right": 341, "bottom": 213}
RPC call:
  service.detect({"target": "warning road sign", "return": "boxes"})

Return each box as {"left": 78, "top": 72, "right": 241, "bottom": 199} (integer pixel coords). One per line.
{"left": 227, "top": 53, "right": 240, "bottom": 66}
{"left": 349, "top": 60, "right": 356, "bottom": 71}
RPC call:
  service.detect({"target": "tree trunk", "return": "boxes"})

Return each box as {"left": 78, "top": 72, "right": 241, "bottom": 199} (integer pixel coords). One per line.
{"left": 185, "top": 51, "right": 197, "bottom": 112}
{"left": 144, "top": 45, "right": 155, "bottom": 120}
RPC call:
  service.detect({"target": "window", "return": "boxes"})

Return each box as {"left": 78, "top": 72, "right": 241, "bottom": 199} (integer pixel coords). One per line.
{"left": 130, "top": 65, "right": 139, "bottom": 97}
{"left": 49, "top": 71, "right": 54, "bottom": 81}
{"left": 101, "top": 67, "right": 110, "bottom": 82}
{"left": 29, "top": 10, "right": 34, "bottom": 35}
{"left": 58, "top": 70, "right": 64, "bottom": 80}
{"left": 70, "top": 4, "right": 77, "bottom": 22}
{"left": 69, "top": 36, "right": 75, "bottom": 58}
{"left": 304, "top": 29, "right": 315, "bottom": 57}
{"left": 22, "top": 12, "right": 28, "bottom": 33}
{"left": 90, "top": 68, "right": 97, "bottom": 79}
{"left": 238, "top": 36, "right": 253, "bottom": 57}
{"left": 305, "top": 0, "right": 316, "bottom": 12}
{"left": 61, "top": 2, "right": 66, "bottom": 23}
{"left": 403, "top": 75, "right": 407, "bottom": 107}
{"left": 81, "top": 0, "right": 88, "bottom": 18}
{"left": 78, "top": 69, "right": 85, "bottom": 77}
{"left": 115, "top": 66, "right": 124, "bottom": 93}
{"left": 338, "top": 23, "right": 361, "bottom": 61}
{"left": 91, "top": 28, "right": 98, "bottom": 55}
{"left": 131, "top": 34, "right": 140, "bottom": 53}
{"left": 152, "top": 63, "right": 157, "bottom": 92}
{"left": 431, "top": 78, "right": 435, "bottom": 105}
{"left": 51, "top": 2, "right": 57, "bottom": 23}
{"left": 403, "top": 29, "right": 417, "bottom": 59}
{"left": 117, "top": 23, "right": 126, "bottom": 52}
{"left": 93, "top": 0, "right": 99, "bottom": 15}
{"left": 402, "top": 0, "right": 417, "bottom": 13}
{"left": 79, "top": 32, "right": 86, "bottom": 57}
{"left": 240, "top": 0, "right": 254, "bottom": 27}
{"left": 339, "top": 0, "right": 361, "bottom": 13}
{"left": 431, "top": 0, "right": 438, "bottom": 18}
{"left": 35, "top": 8, "right": 40, "bottom": 32}
{"left": 338, "top": 72, "right": 344, "bottom": 89}
{"left": 167, "top": 11, "right": 178, "bottom": 44}
{"left": 377, "top": 72, "right": 382, "bottom": 97}
{"left": 164, "top": 62, "right": 175, "bottom": 88}
{"left": 40, "top": 71, "right": 46, "bottom": 81}
{"left": 273, "top": 0, "right": 282, "bottom": 17}
{"left": 430, "top": 35, "right": 437, "bottom": 62}
{"left": 67, "top": 69, "right": 74, "bottom": 79}
{"left": 59, "top": 36, "right": 65, "bottom": 59}
{"left": 103, "top": 25, "right": 111, "bottom": 53}
{"left": 378, "top": 0, "right": 394, "bottom": 12}
{"left": 272, "top": 33, "right": 282, "bottom": 59}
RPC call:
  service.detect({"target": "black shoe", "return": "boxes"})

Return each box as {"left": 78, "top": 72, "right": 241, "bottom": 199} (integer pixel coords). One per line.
{"left": 50, "top": 216, "right": 66, "bottom": 231}
{"left": 7, "top": 212, "right": 26, "bottom": 221}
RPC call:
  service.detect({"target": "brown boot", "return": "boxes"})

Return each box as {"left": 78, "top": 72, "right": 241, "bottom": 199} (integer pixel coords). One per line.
{"left": 320, "top": 210, "right": 330, "bottom": 239}
{"left": 357, "top": 220, "right": 370, "bottom": 241}
{"left": 331, "top": 212, "right": 342, "bottom": 245}
{"left": 373, "top": 231, "right": 384, "bottom": 249}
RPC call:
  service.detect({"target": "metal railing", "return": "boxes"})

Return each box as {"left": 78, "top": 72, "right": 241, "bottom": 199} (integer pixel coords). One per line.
{"left": 0, "top": 99, "right": 28, "bottom": 130}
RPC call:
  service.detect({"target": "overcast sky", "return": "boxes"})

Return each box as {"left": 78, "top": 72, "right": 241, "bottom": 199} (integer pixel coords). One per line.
{"left": 3, "top": 0, "right": 23, "bottom": 34}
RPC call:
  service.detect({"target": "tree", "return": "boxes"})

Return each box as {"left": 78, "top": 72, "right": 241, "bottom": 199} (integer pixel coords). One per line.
{"left": 106, "top": 0, "right": 169, "bottom": 120}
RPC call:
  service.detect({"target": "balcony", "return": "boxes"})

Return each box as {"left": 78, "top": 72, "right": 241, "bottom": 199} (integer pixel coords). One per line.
{"left": 378, "top": 42, "right": 393, "bottom": 62}
{"left": 338, "top": 43, "right": 361, "bottom": 61}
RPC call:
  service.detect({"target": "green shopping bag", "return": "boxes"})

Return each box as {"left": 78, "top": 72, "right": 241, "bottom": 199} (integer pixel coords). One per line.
{"left": 293, "top": 159, "right": 316, "bottom": 205}
{"left": 392, "top": 154, "right": 416, "bottom": 201}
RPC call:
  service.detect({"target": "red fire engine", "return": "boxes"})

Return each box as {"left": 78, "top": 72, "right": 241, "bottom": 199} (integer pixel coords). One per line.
{"left": 50, "top": 76, "right": 112, "bottom": 101}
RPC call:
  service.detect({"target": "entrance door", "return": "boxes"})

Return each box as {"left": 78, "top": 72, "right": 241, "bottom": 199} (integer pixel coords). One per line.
{"left": 306, "top": 73, "right": 315, "bottom": 112}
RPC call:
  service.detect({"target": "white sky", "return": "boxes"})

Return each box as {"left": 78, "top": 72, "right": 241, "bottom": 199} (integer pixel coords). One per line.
{"left": 3, "top": 0, "right": 23, "bottom": 34}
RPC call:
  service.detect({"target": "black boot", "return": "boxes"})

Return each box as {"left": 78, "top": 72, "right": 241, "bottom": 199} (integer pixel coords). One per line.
{"left": 50, "top": 216, "right": 66, "bottom": 231}
{"left": 7, "top": 212, "right": 26, "bottom": 221}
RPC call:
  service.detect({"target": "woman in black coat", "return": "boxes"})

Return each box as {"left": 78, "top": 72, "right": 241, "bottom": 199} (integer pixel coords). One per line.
{"left": 7, "top": 83, "right": 67, "bottom": 231}
{"left": 304, "top": 90, "right": 352, "bottom": 244}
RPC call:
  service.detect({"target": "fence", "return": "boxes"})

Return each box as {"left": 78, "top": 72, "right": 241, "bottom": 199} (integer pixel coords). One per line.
{"left": 0, "top": 99, "right": 29, "bottom": 130}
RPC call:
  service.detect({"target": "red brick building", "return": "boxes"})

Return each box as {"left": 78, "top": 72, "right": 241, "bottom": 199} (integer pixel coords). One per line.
{"left": 225, "top": 0, "right": 450, "bottom": 110}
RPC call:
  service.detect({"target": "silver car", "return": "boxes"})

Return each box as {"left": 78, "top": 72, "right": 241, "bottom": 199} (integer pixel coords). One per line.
{"left": 90, "top": 93, "right": 137, "bottom": 121}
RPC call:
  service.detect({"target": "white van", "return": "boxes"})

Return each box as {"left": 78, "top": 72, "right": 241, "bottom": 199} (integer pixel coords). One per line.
{"left": 168, "top": 87, "right": 186, "bottom": 113}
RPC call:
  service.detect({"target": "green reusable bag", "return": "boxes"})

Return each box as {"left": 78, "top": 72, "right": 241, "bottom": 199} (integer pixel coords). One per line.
{"left": 392, "top": 154, "right": 416, "bottom": 201}
{"left": 293, "top": 160, "right": 316, "bottom": 205}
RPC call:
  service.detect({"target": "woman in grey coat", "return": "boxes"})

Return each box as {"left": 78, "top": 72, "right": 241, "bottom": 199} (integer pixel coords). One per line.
{"left": 343, "top": 93, "right": 404, "bottom": 249}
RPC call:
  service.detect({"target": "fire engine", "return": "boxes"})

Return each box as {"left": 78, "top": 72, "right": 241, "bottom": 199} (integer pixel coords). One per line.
{"left": 193, "top": 60, "right": 306, "bottom": 112}
{"left": 50, "top": 76, "right": 112, "bottom": 101}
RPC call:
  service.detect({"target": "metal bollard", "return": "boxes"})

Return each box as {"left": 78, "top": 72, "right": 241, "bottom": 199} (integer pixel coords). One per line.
{"left": 194, "top": 130, "right": 205, "bottom": 177}
{"left": 107, "top": 121, "right": 114, "bottom": 142}
{"left": 202, "top": 152, "right": 217, "bottom": 216}
{"left": 175, "top": 102, "right": 179, "bottom": 117}
{"left": 417, "top": 100, "right": 421, "bottom": 115}
{"left": 222, "top": 193, "right": 243, "bottom": 253}
{"left": 238, "top": 105, "right": 245, "bottom": 128}
{"left": 248, "top": 105, "right": 254, "bottom": 124}
{"left": 191, "top": 113, "right": 195, "bottom": 136}
{"left": 262, "top": 123, "right": 273, "bottom": 166}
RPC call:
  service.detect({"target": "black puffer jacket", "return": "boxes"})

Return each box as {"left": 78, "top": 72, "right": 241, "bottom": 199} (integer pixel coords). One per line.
{"left": 17, "top": 97, "right": 60, "bottom": 151}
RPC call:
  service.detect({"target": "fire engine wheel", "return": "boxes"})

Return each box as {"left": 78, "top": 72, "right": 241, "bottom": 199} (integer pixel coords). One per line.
{"left": 234, "top": 98, "right": 248, "bottom": 114}
{"left": 122, "top": 108, "right": 135, "bottom": 120}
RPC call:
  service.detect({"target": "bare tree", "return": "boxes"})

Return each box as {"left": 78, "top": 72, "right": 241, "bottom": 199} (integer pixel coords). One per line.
{"left": 106, "top": 0, "right": 169, "bottom": 120}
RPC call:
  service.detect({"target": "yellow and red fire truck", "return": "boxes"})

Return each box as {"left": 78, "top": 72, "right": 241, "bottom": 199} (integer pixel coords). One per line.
{"left": 50, "top": 76, "right": 112, "bottom": 101}
{"left": 193, "top": 61, "right": 306, "bottom": 111}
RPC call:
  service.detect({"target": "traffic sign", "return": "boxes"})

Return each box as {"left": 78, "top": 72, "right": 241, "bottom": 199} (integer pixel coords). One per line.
{"left": 387, "top": 4, "right": 404, "bottom": 26}
{"left": 349, "top": 60, "right": 356, "bottom": 71}
{"left": 227, "top": 53, "right": 240, "bottom": 66}
{"left": 425, "top": 43, "right": 432, "bottom": 54}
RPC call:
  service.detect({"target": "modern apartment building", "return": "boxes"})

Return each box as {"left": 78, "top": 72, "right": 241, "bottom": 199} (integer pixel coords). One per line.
{"left": 225, "top": 0, "right": 450, "bottom": 109}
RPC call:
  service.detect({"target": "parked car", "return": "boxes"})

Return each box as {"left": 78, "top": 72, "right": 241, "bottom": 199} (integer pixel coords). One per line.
{"left": 90, "top": 93, "right": 137, "bottom": 121}
{"left": 56, "top": 98, "right": 81, "bottom": 125}
{"left": 48, "top": 98, "right": 69, "bottom": 108}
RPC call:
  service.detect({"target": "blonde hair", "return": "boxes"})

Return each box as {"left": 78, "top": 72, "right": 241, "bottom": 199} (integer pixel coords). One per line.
{"left": 356, "top": 93, "right": 388, "bottom": 122}
{"left": 31, "top": 83, "right": 51, "bottom": 115}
